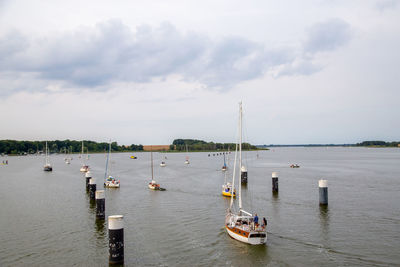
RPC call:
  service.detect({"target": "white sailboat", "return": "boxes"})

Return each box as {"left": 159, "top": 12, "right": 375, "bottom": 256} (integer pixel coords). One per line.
{"left": 65, "top": 147, "right": 71, "bottom": 164}
{"left": 148, "top": 150, "right": 166, "bottom": 191}
{"left": 80, "top": 141, "right": 89, "bottom": 172}
{"left": 104, "top": 141, "right": 120, "bottom": 188}
{"left": 184, "top": 144, "right": 190, "bottom": 164}
{"left": 160, "top": 154, "right": 166, "bottom": 167}
{"left": 222, "top": 151, "right": 227, "bottom": 171}
{"left": 225, "top": 102, "right": 267, "bottom": 245}
{"left": 43, "top": 141, "right": 52, "bottom": 171}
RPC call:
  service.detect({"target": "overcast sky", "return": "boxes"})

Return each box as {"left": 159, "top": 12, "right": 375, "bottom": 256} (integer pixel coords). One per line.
{"left": 0, "top": 0, "right": 399, "bottom": 145}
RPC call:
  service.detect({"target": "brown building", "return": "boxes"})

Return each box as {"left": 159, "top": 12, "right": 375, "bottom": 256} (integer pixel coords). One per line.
{"left": 143, "top": 145, "right": 171, "bottom": 151}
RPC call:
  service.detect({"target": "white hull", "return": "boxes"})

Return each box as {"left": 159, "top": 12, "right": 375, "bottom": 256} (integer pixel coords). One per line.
{"left": 226, "top": 226, "right": 266, "bottom": 245}
{"left": 105, "top": 182, "right": 120, "bottom": 188}
{"left": 148, "top": 184, "right": 157, "bottom": 190}
{"left": 80, "top": 166, "right": 89, "bottom": 172}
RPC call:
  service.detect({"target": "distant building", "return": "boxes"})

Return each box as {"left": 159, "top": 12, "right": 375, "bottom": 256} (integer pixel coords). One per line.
{"left": 143, "top": 145, "right": 171, "bottom": 151}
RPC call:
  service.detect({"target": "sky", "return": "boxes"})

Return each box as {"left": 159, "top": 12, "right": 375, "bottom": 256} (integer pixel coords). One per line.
{"left": 0, "top": 0, "right": 399, "bottom": 145}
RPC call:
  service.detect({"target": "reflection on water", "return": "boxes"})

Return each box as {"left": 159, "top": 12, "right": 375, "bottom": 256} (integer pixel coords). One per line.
{"left": 95, "top": 218, "right": 105, "bottom": 235}
{"left": 319, "top": 205, "right": 330, "bottom": 241}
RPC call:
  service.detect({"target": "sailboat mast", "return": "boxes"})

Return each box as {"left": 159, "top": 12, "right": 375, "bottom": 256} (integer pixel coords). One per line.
{"left": 104, "top": 141, "right": 110, "bottom": 180}
{"left": 45, "top": 141, "right": 49, "bottom": 164}
{"left": 81, "top": 141, "right": 84, "bottom": 164}
{"left": 239, "top": 102, "right": 243, "bottom": 210}
{"left": 223, "top": 153, "right": 226, "bottom": 166}
{"left": 151, "top": 149, "right": 154, "bottom": 180}
{"left": 230, "top": 104, "right": 240, "bottom": 209}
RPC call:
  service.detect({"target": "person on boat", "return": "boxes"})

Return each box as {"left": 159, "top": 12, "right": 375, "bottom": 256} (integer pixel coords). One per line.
{"left": 254, "top": 214, "right": 259, "bottom": 226}
{"left": 262, "top": 217, "right": 267, "bottom": 229}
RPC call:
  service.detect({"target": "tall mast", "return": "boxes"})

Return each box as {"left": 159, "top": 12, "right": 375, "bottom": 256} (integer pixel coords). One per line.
{"left": 239, "top": 101, "right": 243, "bottom": 210}
{"left": 230, "top": 104, "right": 240, "bottom": 209}
{"left": 81, "top": 141, "right": 84, "bottom": 165}
{"left": 104, "top": 141, "right": 110, "bottom": 180}
{"left": 45, "top": 141, "right": 49, "bottom": 164}
{"left": 151, "top": 148, "right": 154, "bottom": 180}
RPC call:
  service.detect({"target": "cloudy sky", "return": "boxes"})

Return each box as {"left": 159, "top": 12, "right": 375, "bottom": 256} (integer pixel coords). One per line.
{"left": 0, "top": 0, "right": 399, "bottom": 145}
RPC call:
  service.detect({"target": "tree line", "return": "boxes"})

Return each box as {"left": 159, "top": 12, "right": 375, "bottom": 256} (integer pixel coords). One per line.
{"left": 0, "top": 140, "right": 143, "bottom": 155}
{"left": 356, "top": 141, "right": 400, "bottom": 147}
{"left": 170, "top": 138, "right": 258, "bottom": 151}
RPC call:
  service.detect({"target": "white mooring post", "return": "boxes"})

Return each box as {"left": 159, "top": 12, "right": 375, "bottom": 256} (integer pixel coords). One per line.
{"left": 319, "top": 179, "right": 328, "bottom": 205}
{"left": 95, "top": 190, "right": 105, "bottom": 220}
{"left": 89, "top": 178, "right": 96, "bottom": 200}
{"left": 85, "top": 171, "right": 92, "bottom": 191}
{"left": 108, "top": 215, "right": 124, "bottom": 265}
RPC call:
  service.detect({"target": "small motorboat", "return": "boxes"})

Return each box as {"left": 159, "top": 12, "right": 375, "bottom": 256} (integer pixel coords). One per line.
{"left": 130, "top": 156, "right": 137, "bottom": 159}
{"left": 160, "top": 161, "right": 166, "bottom": 167}
{"left": 290, "top": 164, "right": 300, "bottom": 168}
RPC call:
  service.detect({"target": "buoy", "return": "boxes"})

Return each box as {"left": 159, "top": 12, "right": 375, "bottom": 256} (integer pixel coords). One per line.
{"left": 95, "top": 190, "right": 105, "bottom": 220}
{"left": 108, "top": 215, "right": 124, "bottom": 265}
{"left": 319, "top": 179, "right": 328, "bottom": 205}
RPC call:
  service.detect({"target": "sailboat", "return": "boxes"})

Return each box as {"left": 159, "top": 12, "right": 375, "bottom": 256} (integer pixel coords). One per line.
{"left": 148, "top": 150, "right": 166, "bottom": 191}
{"left": 222, "top": 152, "right": 227, "bottom": 171}
{"left": 104, "top": 141, "right": 120, "bottom": 188}
{"left": 43, "top": 141, "right": 52, "bottom": 171}
{"left": 80, "top": 141, "right": 89, "bottom": 172}
{"left": 160, "top": 153, "right": 166, "bottom": 167}
{"left": 184, "top": 144, "right": 190, "bottom": 164}
{"left": 65, "top": 147, "right": 71, "bottom": 164}
{"left": 222, "top": 166, "right": 236, "bottom": 197}
{"left": 225, "top": 102, "right": 267, "bottom": 245}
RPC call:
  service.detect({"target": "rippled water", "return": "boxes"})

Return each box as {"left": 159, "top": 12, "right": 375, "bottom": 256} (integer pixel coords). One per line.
{"left": 0, "top": 147, "right": 399, "bottom": 266}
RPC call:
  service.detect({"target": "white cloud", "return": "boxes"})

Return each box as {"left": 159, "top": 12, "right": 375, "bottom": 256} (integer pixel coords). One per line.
{"left": 0, "top": 19, "right": 354, "bottom": 95}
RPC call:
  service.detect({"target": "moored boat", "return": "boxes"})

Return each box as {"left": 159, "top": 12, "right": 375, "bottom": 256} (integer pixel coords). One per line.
{"left": 148, "top": 150, "right": 165, "bottom": 191}
{"left": 104, "top": 140, "right": 120, "bottom": 188}
{"left": 43, "top": 141, "right": 52, "bottom": 172}
{"left": 80, "top": 141, "right": 89, "bottom": 172}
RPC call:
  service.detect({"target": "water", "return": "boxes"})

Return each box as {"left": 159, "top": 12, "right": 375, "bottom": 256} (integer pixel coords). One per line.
{"left": 0, "top": 147, "right": 399, "bottom": 266}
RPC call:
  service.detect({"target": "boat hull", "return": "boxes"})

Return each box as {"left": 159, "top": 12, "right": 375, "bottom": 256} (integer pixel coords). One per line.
{"left": 43, "top": 166, "right": 52, "bottom": 171}
{"left": 105, "top": 183, "right": 120, "bottom": 188}
{"left": 80, "top": 166, "right": 89, "bottom": 172}
{"left": 222, "top": 191, "right": 236, "bottom": 197}
{"left": 225, "top": 225, "right": 266, "bottom": 245}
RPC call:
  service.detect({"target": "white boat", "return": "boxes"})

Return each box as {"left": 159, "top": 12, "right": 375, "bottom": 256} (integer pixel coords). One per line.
{"left": 160, "top": 161, "right": 166, "bottom": 167}
{"left": 104, "top": 141, "right": 120, "bottom": 188}
{"left": 80, "top": 141, "right": 89, "bottom": 172}
{"left": 222, "top": 152, "right": 227, "bottom": 171}
{"left": 148, "top": 150, "right": 165, "bottom": 191}
{"left": 184, "top": 144, "right": 190, "bottom": 164}
{"left": 225, "top": 102, "right": 267, "bottom": 245}
{"left": 43, "top": 141, "right": 52, "bottom": 171}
